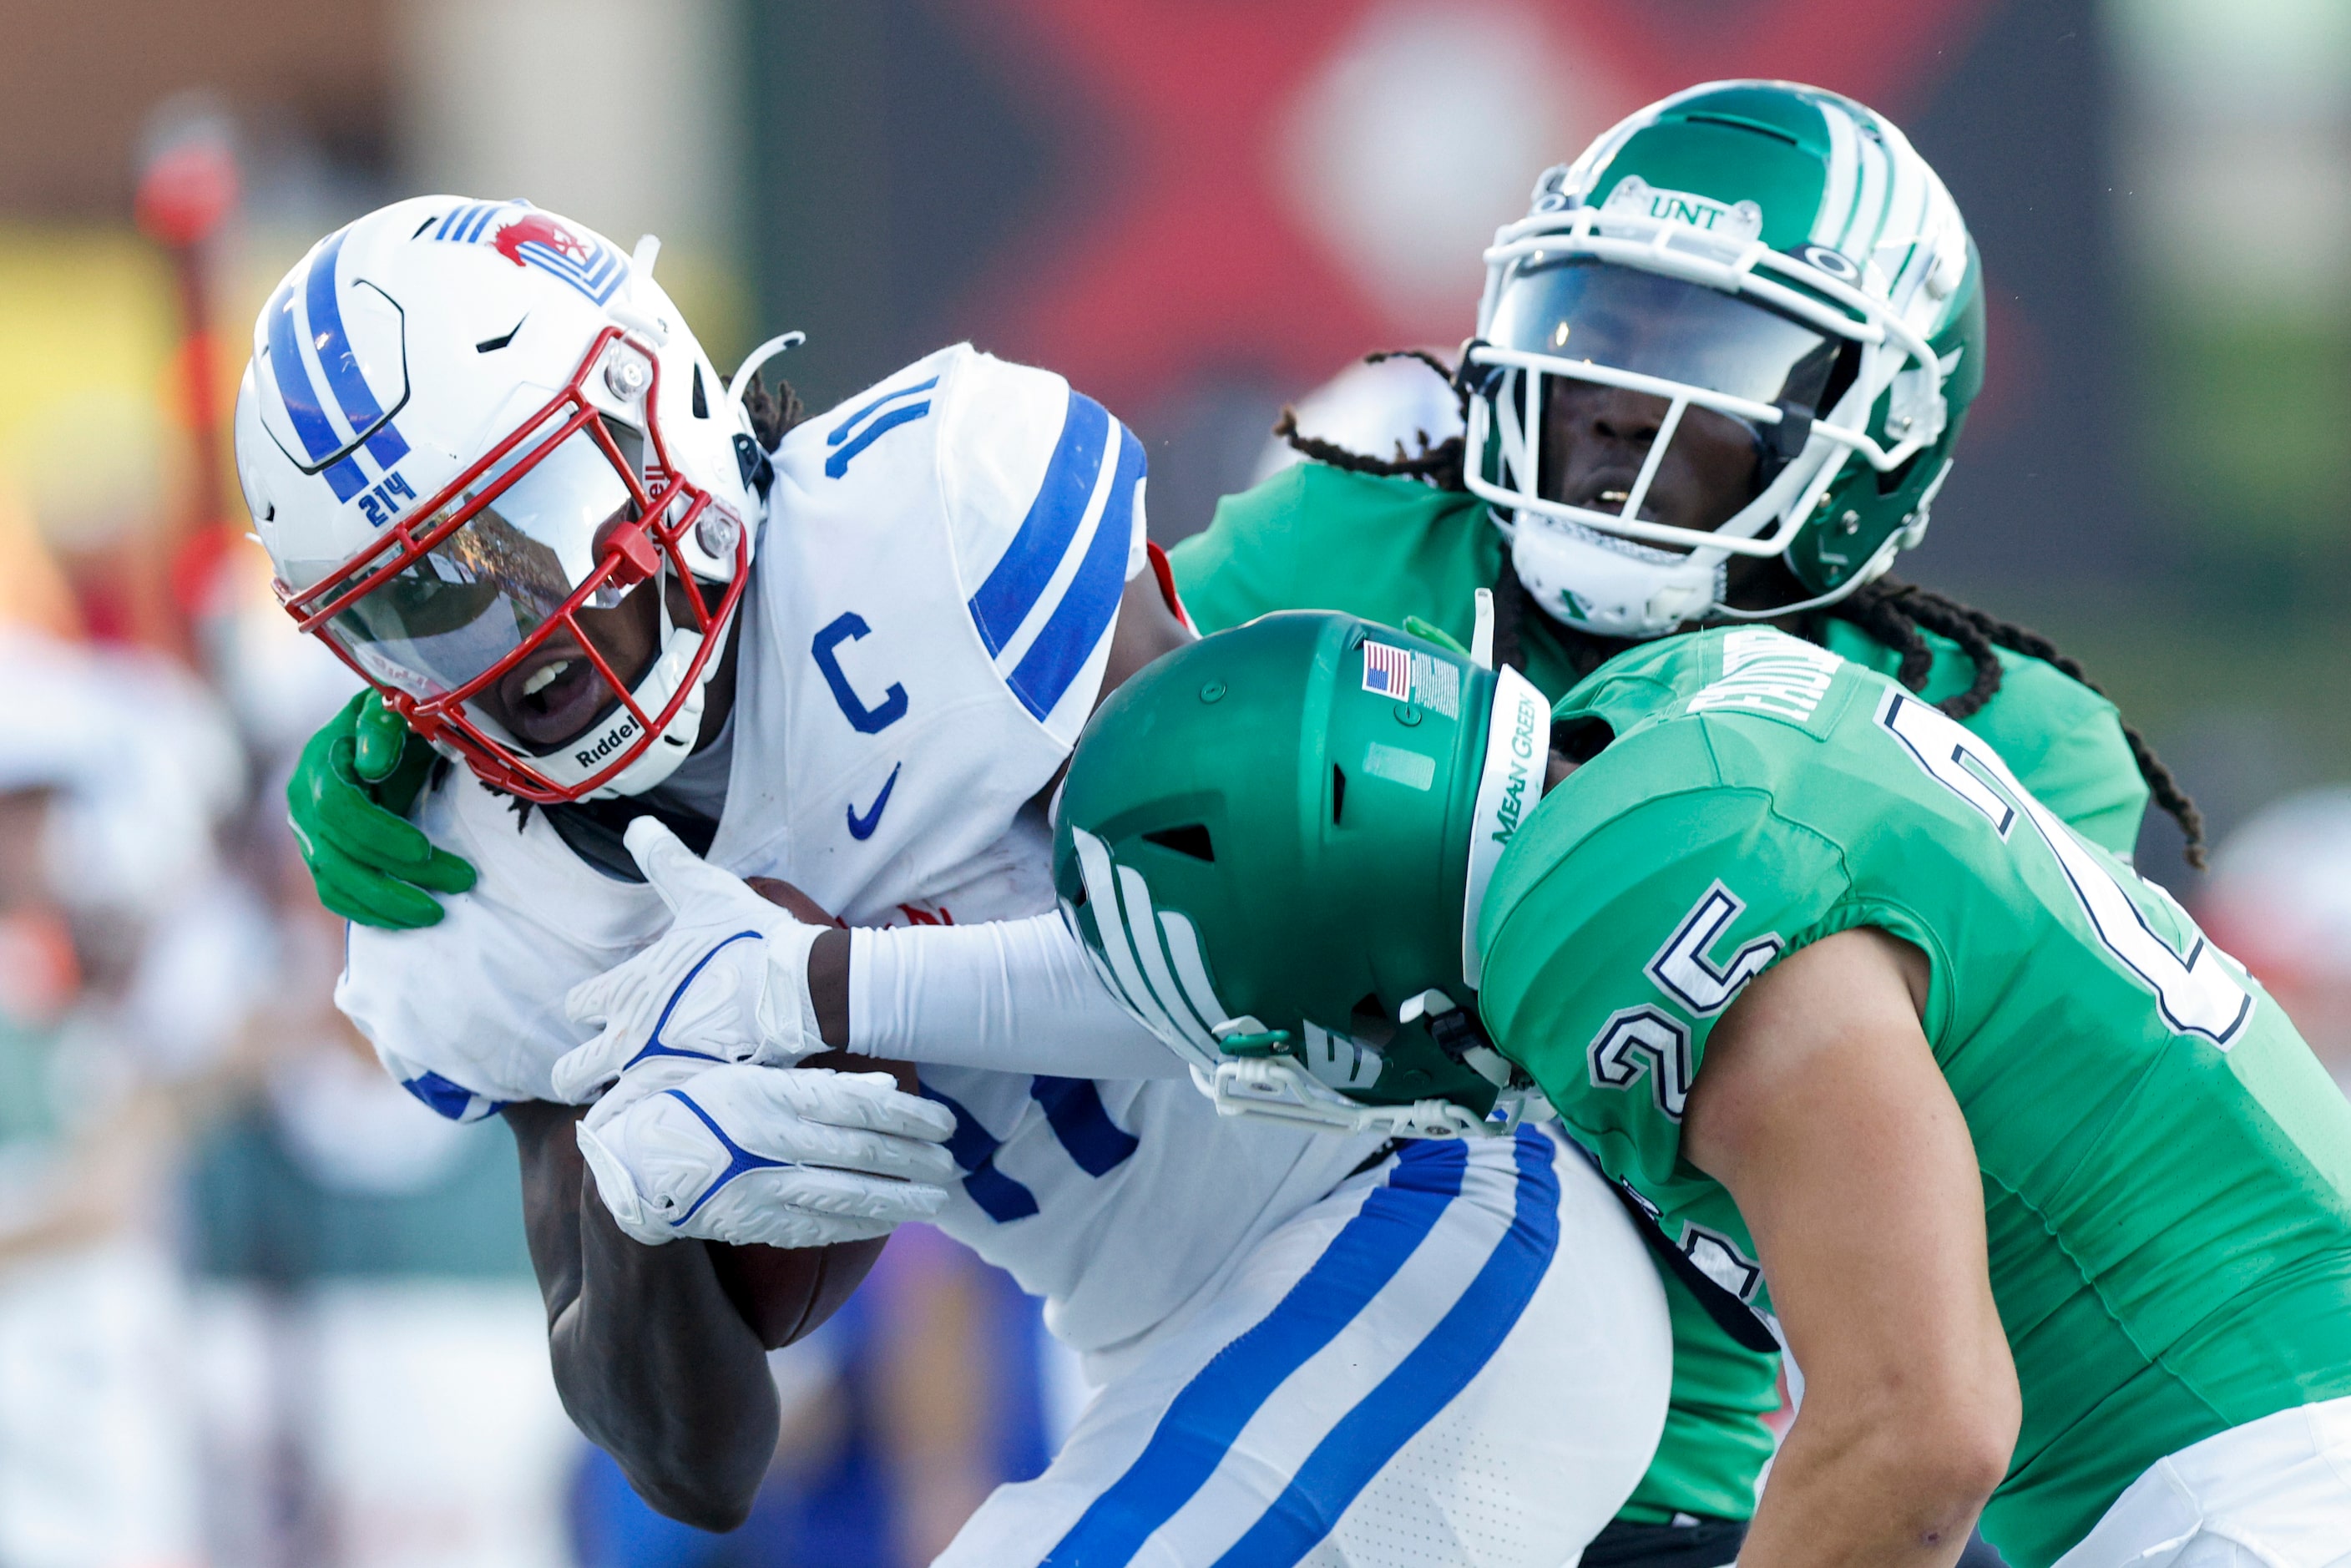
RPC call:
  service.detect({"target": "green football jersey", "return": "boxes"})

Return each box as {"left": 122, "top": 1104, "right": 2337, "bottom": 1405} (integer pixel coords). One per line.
{"left": 1478, "top": 627, "right": 2351, "bottom": 1568}
{"left": 1174, "top": 464, "right": 2150, "bottom": 857}
{"left": 1171, "top": 462, "right": 2155, "bottom": 1524}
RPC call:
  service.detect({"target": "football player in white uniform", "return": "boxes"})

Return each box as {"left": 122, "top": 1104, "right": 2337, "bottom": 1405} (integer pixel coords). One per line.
{"left": 240, "top": 196, "right": 1670, "bottom": 1565}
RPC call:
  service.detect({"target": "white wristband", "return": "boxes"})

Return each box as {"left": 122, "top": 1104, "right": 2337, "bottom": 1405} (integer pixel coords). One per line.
{"left": 847, "top": 912, "right": 1184, "bottom": 1079}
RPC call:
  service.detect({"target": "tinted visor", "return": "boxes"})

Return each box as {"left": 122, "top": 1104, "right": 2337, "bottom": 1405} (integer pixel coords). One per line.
{"left": 1490, "top": 259, "right": 1853, "bottom": 415}
{"left": 289, "top": 427, "right": 639, "bottom": 699}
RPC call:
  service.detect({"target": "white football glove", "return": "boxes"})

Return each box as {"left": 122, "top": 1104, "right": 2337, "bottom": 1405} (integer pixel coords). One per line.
{"left": 555, "top": 818, "right": 829, "bottom": 1112}
{"left": 574, "top": 1063, "right": 957, "bottom": 1248}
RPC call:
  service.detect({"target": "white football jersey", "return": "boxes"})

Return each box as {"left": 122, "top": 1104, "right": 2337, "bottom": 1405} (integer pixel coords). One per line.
{"left": 338, "top": 345, "right": 1373, "bottom": 1351}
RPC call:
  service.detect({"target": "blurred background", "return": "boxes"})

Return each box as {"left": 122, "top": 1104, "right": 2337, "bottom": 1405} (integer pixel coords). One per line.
{"left": 0, "top": 1, "right": 2342, "bottom": 1565}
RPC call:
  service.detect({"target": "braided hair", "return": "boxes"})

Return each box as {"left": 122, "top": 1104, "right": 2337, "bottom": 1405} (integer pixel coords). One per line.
{"left": 1273, "top": 351, "right": 2208, "bottom": 867}
{"left": 740, "top": 368, "right": 807, "bottom": 451}
{"left": 1828, "top": 579, "right": 2207, "bottom": 866}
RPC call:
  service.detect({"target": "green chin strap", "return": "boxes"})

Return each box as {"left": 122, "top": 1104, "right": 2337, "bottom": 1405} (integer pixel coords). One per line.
{"left": 1054, "top": 611, "right": 1554, "bottom": 1140}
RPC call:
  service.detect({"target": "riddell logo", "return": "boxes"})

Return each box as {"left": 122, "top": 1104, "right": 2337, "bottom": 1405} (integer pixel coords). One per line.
{"left": 574, "top": 716, "right": 640, "bottom": 768}
{"left": 495, "top": 213, "right": 593, "bottom": 269}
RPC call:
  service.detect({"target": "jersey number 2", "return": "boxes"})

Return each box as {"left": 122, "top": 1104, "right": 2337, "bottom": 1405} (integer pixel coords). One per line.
{"left": 1877, "top": 691, "right": 2251, "bottom": 1047}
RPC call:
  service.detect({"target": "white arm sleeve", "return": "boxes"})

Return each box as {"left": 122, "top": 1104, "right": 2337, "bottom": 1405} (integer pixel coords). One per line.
{"left": 847, "top": 913, "right": 1187, "bottom": 1079}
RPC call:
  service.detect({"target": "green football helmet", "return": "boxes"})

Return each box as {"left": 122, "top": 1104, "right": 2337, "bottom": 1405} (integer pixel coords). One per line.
{"left": 1464, "top": 79, "right": 1987, "bottom": 638}
{"left": 1052, "top": 612, "right": 1554, "bottom": 1140}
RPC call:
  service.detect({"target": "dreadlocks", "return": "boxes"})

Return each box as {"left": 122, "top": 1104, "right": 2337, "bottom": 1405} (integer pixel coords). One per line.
{"left": 1273, "top": 350, "right": 2209, "bottom": 867}
{"left": 1270, "top": 350, "right": 1472, "bottom": 494}
{"left": 1830, "top": 579, "right": 2207, "bottom": 867}
{"left": 740, "top": 369, "right": 807, "bottom": 451}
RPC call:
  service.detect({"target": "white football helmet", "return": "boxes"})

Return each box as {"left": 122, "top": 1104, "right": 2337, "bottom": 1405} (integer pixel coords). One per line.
{"left": 235, "top": 195, "right": 776, "bottom": 802}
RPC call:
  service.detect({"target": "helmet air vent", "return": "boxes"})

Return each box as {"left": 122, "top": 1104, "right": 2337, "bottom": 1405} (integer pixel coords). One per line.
{"left": 1330, "top": 765, "right": 1347, "bottom": 826}
{"left": 1347, "top": 994, "right": 1397, "bottom": 1048}
{"left": 475, "top": 317, "right": 524, "bottom": 353}
{"left": 1681, "top": 111, "right": 1800, "bottom": 147}
{"left": 1141, "top": 825, "right": 1214, "bottom": 862}
{"left": 691, "top": 362, "right": 710, "bottom": 419}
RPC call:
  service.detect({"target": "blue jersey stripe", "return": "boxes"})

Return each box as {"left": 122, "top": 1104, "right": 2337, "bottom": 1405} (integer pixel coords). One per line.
{"left": 264, "top": 280, "right": 369, "bottom": 502}
{"left": 303, "top": 230, "right": 411, "bottom": 471}
{"left": 919, "top": 1083, "right": 1001, "bottom": 1171}
{"left": 963, "top": 1164, "right": 1042, "bottom": 1223}
{"left": 1043, "top": 1141, "right": 1467, "bottom": 1565}
{"left": 827, "top": 376, "right": 940, "bottom": 446}
{"left": 1006, "top": 423, "right": 1142, "bottom": 721}
{"left": 919, "top": 1083, "right": 1042, "bottom": 1224}
{"left": 968, "top": 392, "right": 1110, "bottom": 656}
{"left": 822, "top": 400, "right": 931, "bottom": 480}
{"left": 1029, "top": 1076, "right": 1139, "bottom": 1177}
{"left": 1212, "top": 1130, "right": 1562, "bottom": 1566}
{"left": 401, "top": 1070, "right": 508, "bottom": 1124}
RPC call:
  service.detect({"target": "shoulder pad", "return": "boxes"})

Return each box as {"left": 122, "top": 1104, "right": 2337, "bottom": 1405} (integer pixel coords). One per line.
{"left": 937, "top": 350, "right": 1150, "bottom": 741}
{"left": 335, "top": 770, "right": 670, "bottom": 1110}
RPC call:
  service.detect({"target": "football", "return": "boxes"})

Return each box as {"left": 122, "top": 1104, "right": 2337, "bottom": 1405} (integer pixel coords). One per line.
{"left": 709, "top": 1227, "right": 886, "bottom": 1352}
{"left": 706, "top": 878, "right": 918, "bottom": 1351}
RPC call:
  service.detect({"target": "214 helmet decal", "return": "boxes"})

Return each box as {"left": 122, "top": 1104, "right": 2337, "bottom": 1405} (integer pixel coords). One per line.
{"left": 1461, "top": 80, "right": 1986, "bottom": 639}
{"left": 1054, "top": 612, "right": 1554, "bottom": 1140}
{"left": 235, "top": 197, "right": 770, "bottom": 802}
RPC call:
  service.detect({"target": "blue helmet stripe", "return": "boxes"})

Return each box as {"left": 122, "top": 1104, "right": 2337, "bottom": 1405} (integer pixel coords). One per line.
{"left": 302, "top": 229, "right": 411, "bottom": 471}
{"left": 263, "top": 279, "right": 367, "bottom": 502}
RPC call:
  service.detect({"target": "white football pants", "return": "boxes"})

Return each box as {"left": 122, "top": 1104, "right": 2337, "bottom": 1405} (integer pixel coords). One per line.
{"left": 2053, "top": 1394, "right": 2351, "bottom": 1568}
{"left": 937, "top": 1124, "right": 1672, "bottom": 1567}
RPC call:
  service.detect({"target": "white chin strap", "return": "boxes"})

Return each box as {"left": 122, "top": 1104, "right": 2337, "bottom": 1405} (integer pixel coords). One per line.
{"left": 481, "top": 579, "right": 731, "bottom": 802}
{"left": 579, "top": 629, "right": 712, "bottom": 800}
{"left": 1507, "top": 514, "right": 1726, "bottom": 640}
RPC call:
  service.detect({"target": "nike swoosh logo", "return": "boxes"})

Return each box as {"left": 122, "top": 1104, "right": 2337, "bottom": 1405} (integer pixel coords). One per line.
{"left": 846, "top": 763, "right": 902, "bottom": 842}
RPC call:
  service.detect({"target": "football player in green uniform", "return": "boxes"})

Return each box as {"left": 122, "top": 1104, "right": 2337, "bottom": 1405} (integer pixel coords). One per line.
{"left": 1054, "top": 609, "right": 2351, "bottom": 1568}
{"left": 1167, "top": 80, "right": 2207, "bottom": 1560}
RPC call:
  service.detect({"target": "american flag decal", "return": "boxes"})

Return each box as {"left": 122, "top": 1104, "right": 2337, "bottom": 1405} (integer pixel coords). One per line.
{"left": 1362, "top": 641, "right": 1413, "bottom": 701}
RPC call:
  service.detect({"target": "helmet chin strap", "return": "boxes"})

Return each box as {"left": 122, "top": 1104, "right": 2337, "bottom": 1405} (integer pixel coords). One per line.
{"left": 1460, "top": 664, "right": 1552, "bottom": 988}
{"left": 1509, "top": 517, "right": 1727, "bottom": 640}
{"left": 483, "top": 566, "right": 729, "bottom": 802}
{"left": 581, "top": 574, "right": 727, "bottom": 801}
{"left": 1493, "top": 417, "right": 1854, "bottom": 638}
{"left": 1707, "top": 533, "right": 1903, "bottom": 622}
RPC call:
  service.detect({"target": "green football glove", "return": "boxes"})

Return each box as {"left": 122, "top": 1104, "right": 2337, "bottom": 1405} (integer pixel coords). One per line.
{"left": 287, "top": 690, "right": 478, "bottom": 929}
